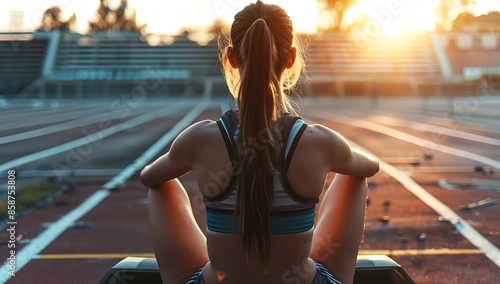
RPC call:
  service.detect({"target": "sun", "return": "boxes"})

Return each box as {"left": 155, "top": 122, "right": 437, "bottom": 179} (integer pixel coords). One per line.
{"left": 265, "top": 0, "right": 438, "bottom": 36}
{"left": 354, "top": 0, "right": 437, "bottom": 35}
{"left": 269, "top": 0, "right": 437, "bottom": 36}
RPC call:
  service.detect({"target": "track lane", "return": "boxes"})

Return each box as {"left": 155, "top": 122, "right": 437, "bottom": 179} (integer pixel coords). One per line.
{"left": 308, "top": 110, "right": 500, "bottom": 169}
{"left": 0, "top": 105, "right": 101, "bottom": 130}
{"left": 3, "top": 98, "right": 499, "bottom": 283}
{"left": 306, "top": 109, "right": 500, "bottom": 267}
{"left": 0, "top": 99, "right": 210, "bottom": 283}
{"left": 346, "top": 111, "right": 500, "bottom": 146}
{"left": 0, "top": 102, "right": 189, "bottom": 172}
{"left": 0, "top": 103, "right": 169, "bottom": 145}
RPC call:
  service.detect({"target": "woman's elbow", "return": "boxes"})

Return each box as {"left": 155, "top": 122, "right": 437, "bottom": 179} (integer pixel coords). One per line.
{"left": 140, "top": 167, "right": 156, "bottom": 188}
{"left": 367, "top": 159, "right": 380, "bottom": 177}
{"left": 356, "top": 159, "right": 379, "bottom": 178}
{"left": 360, "top": 152, "right": 379, "bottom": 177}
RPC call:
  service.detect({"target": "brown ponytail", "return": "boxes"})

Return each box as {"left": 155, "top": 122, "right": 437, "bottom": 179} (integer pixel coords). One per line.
{"left": 237, "top": 17, "right": 278, "bottom": 270}
{"left": 219, "top": 0, "right": 306, "bottom": 270}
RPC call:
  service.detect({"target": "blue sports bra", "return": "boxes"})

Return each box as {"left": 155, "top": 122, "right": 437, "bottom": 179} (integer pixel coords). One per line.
{"left": 204, "top": 110, "right": 318, "bottom": 234}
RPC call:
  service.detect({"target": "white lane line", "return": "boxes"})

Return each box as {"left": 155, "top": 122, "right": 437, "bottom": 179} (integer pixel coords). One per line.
{"left": 0, "top": 100, "right": 209, "bottom": 283}
{"left": 398, "top": 166, "right": 486, "bottom": 173}
{"left": 0, "top": 103, "right": 185, "bottom": 172}
{"left": 0, "top": 105, "right": 163, "bottom": 144}
{"left": 362, "top": 113, "right": 500, "bottom": 146}
{"left": 0, "top": 107, "right": 100, "bottom": 131}
{"left": 376, "top": 157, "right": 500, "bottom": 267}
{"left": 364, "top": 108, "right": 500, "bottom": 135}
{"left": 310, "top": 110, "right": 500, "bottom": 169}
{"left": 306, "top": 117, "right": 500, "bottom": 267}
{"left": 16, "top": 169, "right": 124, "bottom": 177}
{"left": 102, "top": 99, "right": 209, "bottom": 191}
{"left": 0, "top": 107, "right": 81, "bottom": 123}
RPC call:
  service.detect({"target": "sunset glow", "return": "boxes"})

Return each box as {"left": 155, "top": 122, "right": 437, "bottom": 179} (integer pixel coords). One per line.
{"left": 356, "top": 0, "right": 437, "bottom": 35}
{"left": 0, "top": 0, "right": 499, "bottom": 35}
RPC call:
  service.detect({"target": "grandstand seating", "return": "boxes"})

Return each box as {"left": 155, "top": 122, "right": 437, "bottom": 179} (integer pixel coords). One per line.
{"left": 307, "top": 32, "right": 441, "bottom": 80}
{"left": 304, "top": 32, "right": 441, "bottom": 96}
{"left": 2, "top": 30, "right": 497, "bottom": 98}
{"left": 47, "top": 32, "right": 223, "bottom": 98}
{"left": 0, "top": 33, "right": 49, "bottom": 95}
{"left": 53, "top": 32, "right": 219, "bottom": 80}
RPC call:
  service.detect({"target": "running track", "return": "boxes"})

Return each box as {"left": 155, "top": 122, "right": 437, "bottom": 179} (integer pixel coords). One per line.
{"left": 1, "top": 96, "right": 499, "bottom": 283}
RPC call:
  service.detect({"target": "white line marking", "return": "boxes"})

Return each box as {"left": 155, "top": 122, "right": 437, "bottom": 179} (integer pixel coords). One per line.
{"left": 398, "top": 166, "right": 486, "bottom": 173}
{"left": 0, "top": 105, "right": 163, "bottom": 145}
{"left": 362, "top": 107, "right": 500, "bottom": 134}
{"left": 376, "top": 158, "right": 500, "bottom": 267}
{"left": 365, "top": 113, "right": 500, "bottom": 146}
{"left": 0, "top": 103, "right": 185, "bottom": 172}
{"left": 311, "top": 110, "right": 500, "bottom": 169}
{"left": 16, "top": 169, "right": 124, "bottom": 177}
{"left": 0, "top": 107, "right": 101, "bottom": 131}
{"left": 0, "top": 100, "right": 209, "bottom": 282}
{"left": 307, "top": 116, "right": 500, "bottom": 267}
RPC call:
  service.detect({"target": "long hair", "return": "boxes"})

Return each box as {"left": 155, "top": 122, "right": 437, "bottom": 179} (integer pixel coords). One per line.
{"left": 219, "top": 0, "right": 305, "bottom": 270}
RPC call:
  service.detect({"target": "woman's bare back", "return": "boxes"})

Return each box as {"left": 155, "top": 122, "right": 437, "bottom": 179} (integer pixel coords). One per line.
{"left": 189, "top": 119, "right": 342, "bottom": 283}
{"left": 142, "top": 115, "right": 377, "bottom": 283}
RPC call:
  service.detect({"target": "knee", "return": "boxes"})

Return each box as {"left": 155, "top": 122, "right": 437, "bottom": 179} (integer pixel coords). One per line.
{"left": 147, "top": 188, "right": 165, "bottom": 211}
{"left": 147, "top": 188, "right": 157, "bottom": 201}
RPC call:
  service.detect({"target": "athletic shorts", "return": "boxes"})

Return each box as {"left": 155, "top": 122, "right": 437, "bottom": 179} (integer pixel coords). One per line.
{"left": 185, "top": 267, "right": 204, "bottom": 284}
{"left": 312, "top": 262, "right": 341, "bottom": 284}
{"left": 185, "top": 262, "right": 341, "bottom": 284}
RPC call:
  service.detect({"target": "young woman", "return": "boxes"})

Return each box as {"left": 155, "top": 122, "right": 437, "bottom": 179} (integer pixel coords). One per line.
{"left": 140, "top": 1, "right": 379, "bottom": 283}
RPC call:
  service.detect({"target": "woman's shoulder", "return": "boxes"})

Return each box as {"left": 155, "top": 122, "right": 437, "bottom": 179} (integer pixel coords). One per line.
{"left": 298, "top": 123, "right": 354, "bottom": 159}
{"left": 178, "top": 119, "right": 220, "bottom": 141}
{"left": 301, "top": 123, "right": 347, "bottom": 146}
{"left": 167, "top": 119, "right": 222, "bottom": 160}
{"left": 186, "top": 119, "right": 218, "bottom": 131}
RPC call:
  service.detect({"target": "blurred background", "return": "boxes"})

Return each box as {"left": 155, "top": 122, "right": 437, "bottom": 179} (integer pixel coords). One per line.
{"left": 1, "top": 0, "right": 499, "bottom": 99}
{"left": 1, "top": 1, "right": 500, "bottom": 283}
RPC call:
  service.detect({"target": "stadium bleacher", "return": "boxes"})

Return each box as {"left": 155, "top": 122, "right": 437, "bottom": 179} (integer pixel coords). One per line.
{"left": 1, "top": 30, "right": 498, "bottom": 98}
{"left": 47, "top": 32, "right": 224, "bottom": 98}
{"left": 305, "top": 32, "right": 441, "bottom": 96}
{"left": 307, "top": 32, "right": 440, "bottom": 79}
{"left": 0, "top": 33, "right": 49, "bottom": 95}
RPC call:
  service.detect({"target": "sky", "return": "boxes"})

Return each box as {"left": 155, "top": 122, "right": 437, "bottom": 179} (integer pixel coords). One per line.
{"left": 1, "top": 0, "right": 499, "bottom": 35}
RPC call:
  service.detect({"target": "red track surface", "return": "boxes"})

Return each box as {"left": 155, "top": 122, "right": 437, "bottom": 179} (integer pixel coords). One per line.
{"left": 1, "top": 98, "right": 500, "bottom": 283}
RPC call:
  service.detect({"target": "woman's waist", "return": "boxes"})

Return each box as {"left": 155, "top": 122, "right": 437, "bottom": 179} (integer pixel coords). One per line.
{"left": 206, "top": 228, "right": 314, "bottom": 264}
{"left": 205, "top": 205, "right": 316, "bottom": 234}
{"left": 202, "top": 258, "right": 317, "bottom": 284}
{"left": 204, "top": 231, "right": 316, "bottom": 284}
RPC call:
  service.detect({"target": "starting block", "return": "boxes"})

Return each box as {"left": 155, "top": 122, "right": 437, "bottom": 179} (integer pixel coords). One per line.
{"left": 98, "top": 255, "right": 416, "bottom": 283}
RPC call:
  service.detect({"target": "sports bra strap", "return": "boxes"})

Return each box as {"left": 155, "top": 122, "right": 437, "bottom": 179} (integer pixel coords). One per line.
{"left": 209, "top": 110, "right": 317, "bottom": 204}
{"left": 210, "top": 110, "right": 240, "bottom": 202}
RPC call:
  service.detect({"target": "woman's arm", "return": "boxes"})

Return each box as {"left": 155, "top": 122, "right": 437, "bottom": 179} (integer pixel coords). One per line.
{"left": 341, "top": 147, "right": 379, "bottom": 177}
{"left": 140, "top": 120, "right": 210, "bottom": 188}
{"left": 314, "top": 124, "right": 379, "bottom": 177}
